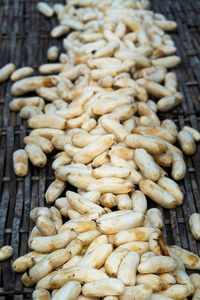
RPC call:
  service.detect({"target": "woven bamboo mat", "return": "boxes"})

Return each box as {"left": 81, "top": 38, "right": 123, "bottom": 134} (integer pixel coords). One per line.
{"left": 0, "top": 0, "right": 200, "bottom": 298}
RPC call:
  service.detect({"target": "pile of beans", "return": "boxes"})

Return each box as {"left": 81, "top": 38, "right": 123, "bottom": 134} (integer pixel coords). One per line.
{"left": 1, "top": 0, "right": 200, "bottom": 299}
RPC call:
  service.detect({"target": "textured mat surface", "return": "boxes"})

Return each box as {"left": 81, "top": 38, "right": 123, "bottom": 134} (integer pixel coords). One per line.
{"left": 0, "top": 0, "right": 200, "bottom": 298}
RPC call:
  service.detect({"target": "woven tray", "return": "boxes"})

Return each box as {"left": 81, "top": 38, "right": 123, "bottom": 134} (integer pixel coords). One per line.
{"left": 0, "top": 0, "right": 200, "bottom": 299}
